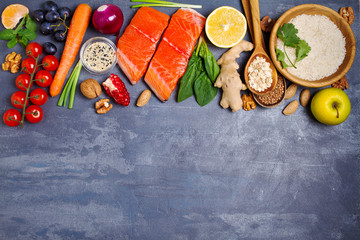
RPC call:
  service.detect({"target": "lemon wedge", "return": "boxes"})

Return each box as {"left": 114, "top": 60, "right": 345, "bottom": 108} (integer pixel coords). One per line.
{"left": 205, "top": 6, "right": 247, "bottom": 48}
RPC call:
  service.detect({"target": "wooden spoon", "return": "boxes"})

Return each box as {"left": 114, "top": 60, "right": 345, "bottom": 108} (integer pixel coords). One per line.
{"left": 241, "top": 0, "right": 265, "bottom": 49}
{"left": 243, "top": 0, "right": 277, "bottom": 95}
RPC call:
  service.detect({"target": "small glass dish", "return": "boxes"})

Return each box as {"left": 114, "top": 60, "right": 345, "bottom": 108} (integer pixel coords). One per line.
{"left": 80, "top": 37, "right": 117, "bottom": 75}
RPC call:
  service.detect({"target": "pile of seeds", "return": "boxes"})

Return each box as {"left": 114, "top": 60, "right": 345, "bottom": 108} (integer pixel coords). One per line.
{"left": 248, "top": 56, "right": 273, "bottom": 92}
{"left": 254, "top": 75, "right": 285, "bottom": 106}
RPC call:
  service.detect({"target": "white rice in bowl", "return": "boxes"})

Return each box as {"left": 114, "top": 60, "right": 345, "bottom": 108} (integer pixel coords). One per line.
{"left": 276, "top": 14, "right": 346, "bottom": 81}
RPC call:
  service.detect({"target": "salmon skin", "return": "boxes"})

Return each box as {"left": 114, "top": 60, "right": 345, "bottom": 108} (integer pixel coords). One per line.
{"left": 144, "top": 8, "right": 206, "bottom": 101}
{"left": 117, "top": 7, "right": 170, "bottom": 85}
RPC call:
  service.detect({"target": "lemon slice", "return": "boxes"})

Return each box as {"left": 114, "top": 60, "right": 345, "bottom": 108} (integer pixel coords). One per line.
{"left": 1, "top": 4, "right": 29, "bottom": 29}
{"left": 205, "top": 6, "right": 247, "bottom": 48}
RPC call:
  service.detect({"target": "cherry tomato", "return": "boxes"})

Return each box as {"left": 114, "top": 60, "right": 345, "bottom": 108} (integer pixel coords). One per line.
{"left": 35, "top": 70, "right": 53, "bottom": 87}
{"left": 21, "top": 58, "right": 38, "bottom": 74}
{"left": 3, "top": 109, "right": 21, "bottom": 127}
{"left": 11, "top": 91, "right": 28, "bottom": 109}
{"left": 26, "top": 42, "right": 43, "bottom": 58}
{"left": 42, "top": 55, "right": 59, "bottom": 71}
{"left": 15, "top": 73, "right": 32, "bottom": 90}
{"left": 25, "top": 105, "right": 43, "bottom": 123}
{"left": 30, "top": 88, "right": 48, "bottom": 106}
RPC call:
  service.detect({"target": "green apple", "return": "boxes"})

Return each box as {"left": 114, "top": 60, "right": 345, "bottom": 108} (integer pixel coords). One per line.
{"left": 311, "top": 87, "right": 351, "bottom": 125}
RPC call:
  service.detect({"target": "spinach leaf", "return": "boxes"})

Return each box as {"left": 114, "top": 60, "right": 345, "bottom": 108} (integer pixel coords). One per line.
{"left": 177, "top": 36, "right": 219, "bottom": 106}
{"left": 199, "top": 41, "right": 220, "bottom": 83}
{"left": 178, "top": 52, "right": 202, "bottom": 102}
{"left": 194, "top": 71, "right": 218, "bottom": 107}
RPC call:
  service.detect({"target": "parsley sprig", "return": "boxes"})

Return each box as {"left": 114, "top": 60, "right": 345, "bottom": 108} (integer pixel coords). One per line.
{"left": 0, "top": 14, "right": 37, "bottom": 48}
{"left": 275, "top": 23, "right": 311, "bottom": 69}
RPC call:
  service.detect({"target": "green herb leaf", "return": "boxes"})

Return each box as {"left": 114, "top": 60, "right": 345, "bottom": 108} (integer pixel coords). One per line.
{"left": 18, "top": 29, "right": 36, "bottom": 41}
{"left": 276, "top": 48, "right": 289, "bottom": 69}
{"left": 198, "top": 40, "right": 220, "bottom": 83}
{"left": 295, "top": 39, "right": 311, "bottom": 63}
{"left": 0, "top": 29, "right": 16, "bottom": 41}
{"left": 13, "top": 16, "right": 26, "bottom": 34}
{"left": 18, "top": 36, "right": 28, "bottom": 48}
{"left": 194, "top": 71, "right": 218, "bottom": 107}
{"left": 276, "top": 23, "right": 310, "bottom": 69}
{"left": 25, "top": 15, "right": 37, "bottom": 32}
{"left": 277, "top": 26, "right": 284, "bottom": 42}
{"left": 7, "top": 38, "right": 18, "bottom": 48}
{"left": 278, "top": 23, "right": 300, "bottom": 48}
{"left": 0, "top": 14, "right": 37, "bottom": 49}
{"left": 177, "top": 52, "right": 202, "bottom": 102}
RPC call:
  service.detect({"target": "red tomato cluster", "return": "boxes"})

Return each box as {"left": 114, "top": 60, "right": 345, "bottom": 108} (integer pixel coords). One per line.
{"left": 3, "top": 42, "right": 59, "bottom": 127}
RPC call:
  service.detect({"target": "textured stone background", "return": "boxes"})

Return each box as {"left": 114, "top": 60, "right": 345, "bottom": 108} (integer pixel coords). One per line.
{"left": 0, "top": 0, "right": 359, "bottom": 239}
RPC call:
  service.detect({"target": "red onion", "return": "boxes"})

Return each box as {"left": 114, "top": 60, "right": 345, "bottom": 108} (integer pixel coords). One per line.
{"left": 92, "top": 4, "right": 124, "bottom": 35}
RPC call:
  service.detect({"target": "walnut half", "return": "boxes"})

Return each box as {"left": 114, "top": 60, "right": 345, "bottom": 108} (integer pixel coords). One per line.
{"left": 339, "top": 7, "right": 354, "bottom": 25}
{"left": 331, "top": 76, "right": 349, "bottom": 90}
{"left": 95, "top": 99, "right": 113, "bottom": 114}
{"left": 241, "top": 93, "right": 257, "bottom": 111}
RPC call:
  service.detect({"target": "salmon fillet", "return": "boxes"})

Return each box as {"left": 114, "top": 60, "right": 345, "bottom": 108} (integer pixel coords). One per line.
{"left": 117, "top": 7, "right": 170, "bottom": 84}
{"left": 144, "top": 8, "right": 206, "bottom": 101}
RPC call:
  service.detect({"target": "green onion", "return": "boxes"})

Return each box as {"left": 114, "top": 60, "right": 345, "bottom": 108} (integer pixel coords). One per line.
{"left": 130, "top": 0, "right": 202, "bottom": 8}
{"left": 57, "top": 60, "right": 82, "bottom": 109}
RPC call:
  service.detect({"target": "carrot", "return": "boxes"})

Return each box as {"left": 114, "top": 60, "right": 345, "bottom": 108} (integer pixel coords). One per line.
{"left": 49, "top": 3, "right": 92, "bottom": 97}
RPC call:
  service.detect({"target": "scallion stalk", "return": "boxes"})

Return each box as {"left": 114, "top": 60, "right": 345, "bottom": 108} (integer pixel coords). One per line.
{"left": 57, "top": 60, "right": 82, "bottom": 108}
{"left": 57, "top": 66, "right": 76, "bottom": 107}
{"left": 130, "top": 0, "right": 202, "bottom": 8}
{"left": 68, "top": 62, "right": 82, "bottom": 109}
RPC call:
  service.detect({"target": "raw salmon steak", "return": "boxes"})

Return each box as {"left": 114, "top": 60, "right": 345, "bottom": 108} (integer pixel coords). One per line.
{"left": 117, "top": 7, "right": 170, "bottom": 84}
{"left": 144, "top": 8, "right": 206, "bottom": 101}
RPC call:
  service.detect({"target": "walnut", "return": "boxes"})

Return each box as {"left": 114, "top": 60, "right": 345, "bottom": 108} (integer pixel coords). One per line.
{"left": 5, "top": 52, "right": 16, "bottom": 62}
{"left": 95, "top": 99, "right": 113, "bottom": 114}
{"left": 2, "top": 52, "right": 21, "bottom": 73}
{"left": 339, "top": 7, "right": 354, "bottom": 25}
{"left": 241, "top": 93, "right": 257, "bottom": 111}
{"left": 260, "top": 16, "right": 276, "bottom": 33}
{"left": 2, "top": 62, "right": 10, "bottom": 71}
{"left": 80, "top": 78, "right": 102, "bottom": 99}
{"left": 10, "top": 64, "right": 20, "bottom": 73}
{"left": 331, "top": 76, "right": 349, "bottom": 90}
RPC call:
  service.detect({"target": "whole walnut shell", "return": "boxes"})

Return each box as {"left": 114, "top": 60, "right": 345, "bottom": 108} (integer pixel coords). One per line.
{"left": 80, "top": 78, "right": 102, "bottom": 99}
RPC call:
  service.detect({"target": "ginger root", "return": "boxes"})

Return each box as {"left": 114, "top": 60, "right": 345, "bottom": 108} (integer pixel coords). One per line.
{"left": 214, "top": 40, "right": 254, "bottom": 112}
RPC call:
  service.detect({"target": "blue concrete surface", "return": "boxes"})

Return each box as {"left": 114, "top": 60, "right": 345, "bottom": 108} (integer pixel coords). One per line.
{"left": 0, "top": 0, "right": 359, "bottom": 239}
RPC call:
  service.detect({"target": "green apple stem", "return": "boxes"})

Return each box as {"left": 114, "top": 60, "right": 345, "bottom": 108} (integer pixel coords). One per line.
{"left": 333, "top": 103, "right": 340, "bottom": 118}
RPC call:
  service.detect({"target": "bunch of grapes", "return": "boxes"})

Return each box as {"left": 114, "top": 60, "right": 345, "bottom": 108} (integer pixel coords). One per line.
{"left": 32, "top": 1, "right": 72, "bottom": 42}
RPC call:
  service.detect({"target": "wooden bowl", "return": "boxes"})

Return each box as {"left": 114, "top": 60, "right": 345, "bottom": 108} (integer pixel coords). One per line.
{"left": 269, "top": 4, "right": 356, "bottom": 88}
{"left": 253, "top": 74, "right": 286, "bottom": 108}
